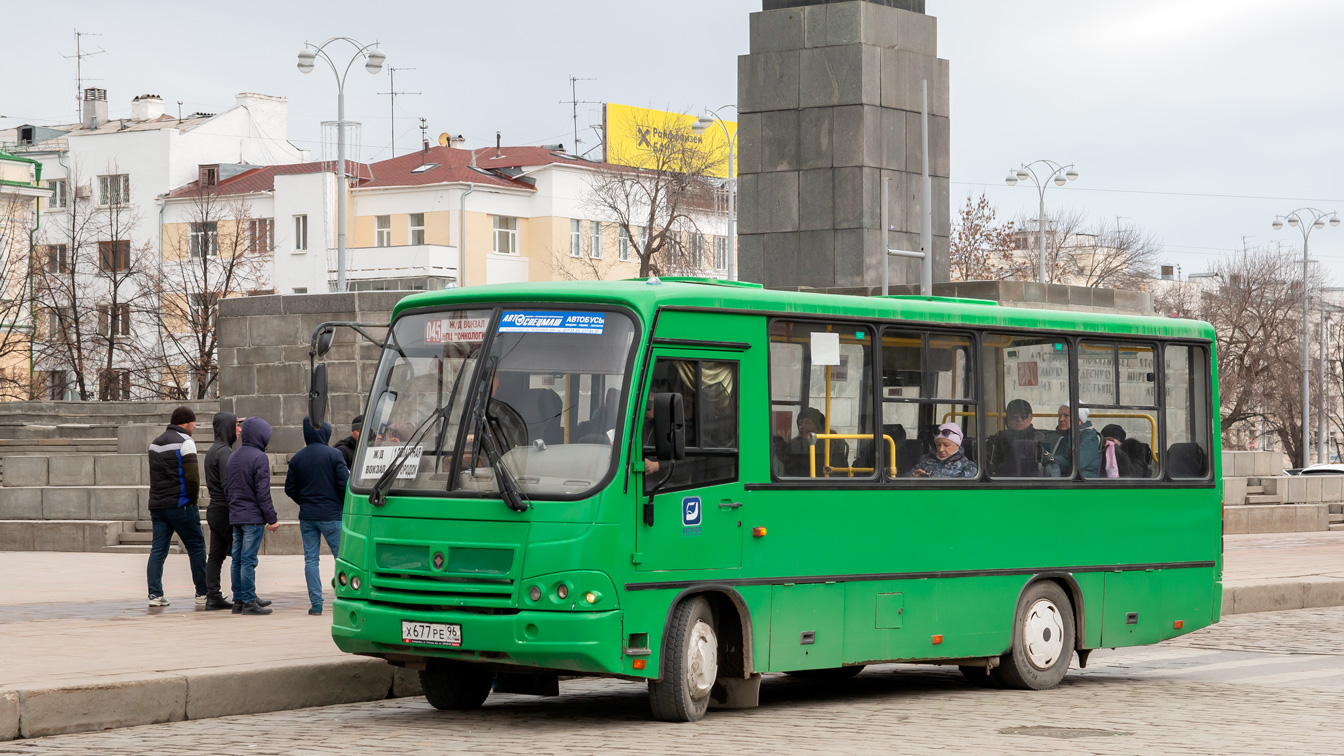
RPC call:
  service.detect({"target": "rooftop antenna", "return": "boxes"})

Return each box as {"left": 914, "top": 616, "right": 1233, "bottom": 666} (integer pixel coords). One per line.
{"left": 560, "top": 75, "right": 598, "bottom": 153}
{"left": 378, "top": 66, "right": 420, "bottom": 157}
{"left": 63, "top": 29, "right": 105, "bottom": 123}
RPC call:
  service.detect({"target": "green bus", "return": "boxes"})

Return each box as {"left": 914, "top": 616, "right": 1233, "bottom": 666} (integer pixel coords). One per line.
{"left": 310, "top": 278, "right": 1220, "bottom": 722}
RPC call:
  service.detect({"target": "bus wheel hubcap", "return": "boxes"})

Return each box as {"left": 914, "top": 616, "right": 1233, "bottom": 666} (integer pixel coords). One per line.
{"left": 686, "top": 620, "right": 718, "bottom": 699}
{"left": 1022, "top": 598, "right": 1065, "bottom": 670}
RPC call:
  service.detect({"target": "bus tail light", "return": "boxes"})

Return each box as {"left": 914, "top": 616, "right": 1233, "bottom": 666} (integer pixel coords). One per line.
{"left": 633, "top": 659, "right": 647, "bottom": 670}
{"left": 932, "top": 634, "right": 943, "bottom": 645}
{"left": 1173, "top": 620, "right": 1184, "bottom": 629}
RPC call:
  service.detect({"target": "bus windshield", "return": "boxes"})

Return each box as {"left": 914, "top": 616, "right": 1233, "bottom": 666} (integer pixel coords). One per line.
{"left": 353, "top": 308, "right": 637, "bottom": 499}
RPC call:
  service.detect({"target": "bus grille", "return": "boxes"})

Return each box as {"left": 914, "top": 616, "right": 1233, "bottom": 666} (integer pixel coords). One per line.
{"left": 368, "top": 572, "right": 516, "bottom": 609}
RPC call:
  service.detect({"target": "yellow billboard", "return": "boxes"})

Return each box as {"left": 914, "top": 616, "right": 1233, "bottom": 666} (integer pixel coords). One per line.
{"left": 603, "top": 103, "right": 737, "bottom": 179}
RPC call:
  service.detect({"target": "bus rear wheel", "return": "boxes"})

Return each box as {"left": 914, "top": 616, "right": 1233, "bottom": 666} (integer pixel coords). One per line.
{"left": 648, "top": 596, "right": 718, "bottom": 722}
{"left": 420, "top": 659, "right": 494, "bottom": 710}
{"left": 995, "top": 581, "right": 1075, "bottom": 691}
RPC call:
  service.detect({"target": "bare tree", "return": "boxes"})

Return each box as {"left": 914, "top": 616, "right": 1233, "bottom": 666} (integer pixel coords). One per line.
{"left": 584, "top": 110, "right": 727, "bottom": 278}
{"left": 140, "top": 185, "right": 271, "bottom": 399}
{"left": 0, "top": 192, "right": 38, "bottom": 399}
{"left": 948, "top": 193, "right": 1017, "bottom": 281}
{"left": 1156, "top": 245, "right": 1326, "bottom": 465}
{"left": 1011, "top": 209, "right": 1161, "bottom": 289}
{"left": 32, "top": 164, "right": 155, "bottom": 401}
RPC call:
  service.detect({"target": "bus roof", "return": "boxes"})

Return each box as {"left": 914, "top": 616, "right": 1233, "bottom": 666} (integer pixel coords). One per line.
{"left": 393, "top": 279, "right": 1215, "bottom": 341}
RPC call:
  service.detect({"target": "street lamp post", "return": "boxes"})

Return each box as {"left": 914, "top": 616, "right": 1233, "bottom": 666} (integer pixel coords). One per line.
{"left": 1272, "top": 208, "right": 1340, "bottom": 467}
{"left": 1005, "top": 160, "right": 1079, "bottom": 283}
{"left": 298, "top": 38, "right": 386, "bottom": 293}
{"left": 691, "top": 107, "right": 737, "bottom": 281}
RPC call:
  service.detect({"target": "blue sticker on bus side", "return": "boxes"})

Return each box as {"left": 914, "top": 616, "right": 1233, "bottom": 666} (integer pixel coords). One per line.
{"left": 498, "top": 312, "right": 605, "bottom": 335}
{"left": 682, "top": 496, "right": 702, "bottom": 527}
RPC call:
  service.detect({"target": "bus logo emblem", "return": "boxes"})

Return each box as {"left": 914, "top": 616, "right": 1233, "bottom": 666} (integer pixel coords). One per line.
{"left": 682, "top": 497, "right": 702, "bottom": 527}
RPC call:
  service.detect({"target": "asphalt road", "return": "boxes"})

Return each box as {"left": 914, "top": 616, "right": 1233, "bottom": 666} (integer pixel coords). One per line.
{"left": 4, "top": 606, "right": 1341, "bottom": 755}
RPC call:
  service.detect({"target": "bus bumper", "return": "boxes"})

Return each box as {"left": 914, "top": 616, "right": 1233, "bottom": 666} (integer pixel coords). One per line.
{"left": 331, "top": 598, "right": 626, "bottom": 676}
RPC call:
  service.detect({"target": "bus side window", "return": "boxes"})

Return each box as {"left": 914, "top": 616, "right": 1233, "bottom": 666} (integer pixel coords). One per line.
{"left": 878, "top": 329, "right": 977, "bottom": 481}
{"left": 643, "top": 359, "right": 738, "bottom": 494}
{"left": 1079, "top": 341, "right": 1160, "bottom": 480}
{"left": 768, "top": 320, "right": 874, "bottom": 480}
{"left": 1165, "top": 344, "right": 1211, "bottom": 479}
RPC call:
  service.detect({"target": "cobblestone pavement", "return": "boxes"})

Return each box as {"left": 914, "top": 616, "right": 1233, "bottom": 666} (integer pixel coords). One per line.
{"left": 5, "top": 607, "right": 1342, "bottom": 756}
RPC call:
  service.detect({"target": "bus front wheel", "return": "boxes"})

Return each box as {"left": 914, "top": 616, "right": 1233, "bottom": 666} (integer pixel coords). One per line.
{"left": 995, "top": 581, "right": 1075, "bottom": 691}
{"left": 420, "top": 659, "right": 494, "bottom": 710}
{"left": 648, "top": 596, "right": 719, "bottom": 722}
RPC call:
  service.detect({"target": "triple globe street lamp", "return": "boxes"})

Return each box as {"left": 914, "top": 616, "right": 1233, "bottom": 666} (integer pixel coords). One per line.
{"left": 298, "top": 38, "right": 387, "bottom": 292}
{"left": 1006, "top": 161, "right": 1079, "bottom": 284}
{"left": 691, "top": 106, "right": 738, "bottom": 282}
{"left": 1272, "top": 208, "right": 1341, "bottom": 465}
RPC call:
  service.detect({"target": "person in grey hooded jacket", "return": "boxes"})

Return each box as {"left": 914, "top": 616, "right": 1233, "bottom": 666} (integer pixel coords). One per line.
{"left": 202, "top": 411, "right": 239, "bottom": 609}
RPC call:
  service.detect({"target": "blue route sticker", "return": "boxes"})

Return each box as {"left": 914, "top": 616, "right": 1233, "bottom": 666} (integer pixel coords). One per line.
{"left": 498, "top": 312, "right": 605, "bottom": 335}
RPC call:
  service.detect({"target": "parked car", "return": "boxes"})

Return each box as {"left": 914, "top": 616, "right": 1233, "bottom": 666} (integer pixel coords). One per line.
{"left": 1286, "top": 463, "right": 1344, "bottom": 476}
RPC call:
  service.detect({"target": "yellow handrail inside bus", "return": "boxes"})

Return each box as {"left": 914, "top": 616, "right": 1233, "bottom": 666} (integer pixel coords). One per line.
{"left": 809, "top": 434, "right": 898, "bottom": 477}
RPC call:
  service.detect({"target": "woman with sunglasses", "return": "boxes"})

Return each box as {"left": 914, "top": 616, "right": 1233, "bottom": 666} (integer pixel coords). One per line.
{"left": 908, "top": 422, "right": 978, "bottom": 479}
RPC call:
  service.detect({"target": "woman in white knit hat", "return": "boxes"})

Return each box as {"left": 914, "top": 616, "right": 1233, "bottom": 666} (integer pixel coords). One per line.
{"left": 908, "top": 422, "right": 978, "bottom": 479}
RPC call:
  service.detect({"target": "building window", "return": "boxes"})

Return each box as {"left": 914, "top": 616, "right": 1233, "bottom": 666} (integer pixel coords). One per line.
{"left": 619, "top": 226, "right": 631, "bottom": 261}
{"left": 409, "top": 213, "right": 425, "bottom": 245}
{"left": 590, "top": 221, "right": 603, "bottom": 259}
{"left": 376, "top": 215, "right": 391, "bottom": 247}
{"left": 714, "top": 236, "right": 727, "bottom": 271}
{"left": 493, "top": 216, "right": 519, "bottom": 255}
{"left": 40, "top": 307, "right": 72, "bottom": 342}
{"left": 98, "top": 174, "right": 129, "bottom": 206}
{"left": 293, "top": 287, "right": 308, "bottom": 294}
{"left": 201, "top": 166, "right": 218, "bottom": 187}
{"left": 40, "top": 244, "right": 68, "bottom": 274}
{"left": 570, "top": 219, "right": 583, "bottom": 258}
{"left": 689, "top": 233, "right": 704, "bottom": 268}
{"left": 294, "top": 215, "right": 308, "bottom": 252}
{"left": 37, "top": 370, "right": 70, "bottom": 401}
{"left": 97, "top": 303, "right": 131, "bottom": 337}
{"left": 98, "top": 369, "right": 131, "bottom": 401}
{"left": 248, "top": 218, "right": 274, "bottom": 254}
{"left": 47, "top": 179, "right": 67, "bottom": 210}
{"left": 189, "top": 221, "right": 219, "bottom": 258}
{"left": 98, "top": 240, "right": 130, "bottom": 272}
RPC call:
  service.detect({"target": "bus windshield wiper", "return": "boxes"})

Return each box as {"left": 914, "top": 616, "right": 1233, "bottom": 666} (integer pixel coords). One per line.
{"left": 468, "top": 357, "right": 529, "bottom": 513}
{"left": 368, "top": 403, "right": 451, "bottom": 507}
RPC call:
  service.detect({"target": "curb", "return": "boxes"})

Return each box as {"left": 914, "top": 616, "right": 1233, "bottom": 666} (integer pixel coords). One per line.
{"left": 0, "top": 657, "right": 422, "bottom": 742}
{"left": 1223, "top": 578, "right": 1344, "bottom": 616}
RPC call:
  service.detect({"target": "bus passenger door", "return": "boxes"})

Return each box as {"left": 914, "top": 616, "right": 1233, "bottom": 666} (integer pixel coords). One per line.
{"left": 635, "top": 353, "right": 744, "bottom": 572}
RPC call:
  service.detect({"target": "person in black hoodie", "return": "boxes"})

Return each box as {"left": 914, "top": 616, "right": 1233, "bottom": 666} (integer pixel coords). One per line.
{"left": 285, "top": 416, "right": 350, "bottom": 615}
{"left": 202, "top": 411, "right": 240, "bottom": 610}
{"left": 333, "top": 414, "right": 362, "bottom": 470}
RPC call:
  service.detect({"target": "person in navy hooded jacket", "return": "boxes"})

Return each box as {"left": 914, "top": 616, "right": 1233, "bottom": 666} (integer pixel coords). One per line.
{"left": 285, "top": 417, "right": 350, "bottom": 615}
{"left": 226, "top": 416, "right": 279, "bottom": 615}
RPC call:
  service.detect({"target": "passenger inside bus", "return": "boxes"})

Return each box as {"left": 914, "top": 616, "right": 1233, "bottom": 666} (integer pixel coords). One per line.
{"left": 1099, "top": 424, "right": 1134, "bottom": 478}
{"left": 906, "top": 422, "right": 978, "bottom": 479}
{"left": 986, "top": 399, "right": 1046, "bottom": 476}
{"left": 781, "top": 408, "right": 849, "bottom": 477}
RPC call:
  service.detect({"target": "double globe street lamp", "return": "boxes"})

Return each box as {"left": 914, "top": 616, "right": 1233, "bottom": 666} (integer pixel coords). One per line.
{"left": 1272, "top": 208, "right": 1341, "bottom": 465}
{"left": 298, "top": 38, "right": 387, "bottom": 292}
{"left": 1006, "top": 161, "right": 1079, "bottom": 283}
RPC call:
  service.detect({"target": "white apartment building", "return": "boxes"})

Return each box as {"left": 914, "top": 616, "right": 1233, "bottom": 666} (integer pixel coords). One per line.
{"left": 0, "top": 88, "right": 307, "bottom": 398}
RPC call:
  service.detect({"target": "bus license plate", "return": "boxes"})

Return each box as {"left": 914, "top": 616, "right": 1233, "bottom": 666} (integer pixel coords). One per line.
{"left": 402, "top": 621, "right": 461, "bottom": 647}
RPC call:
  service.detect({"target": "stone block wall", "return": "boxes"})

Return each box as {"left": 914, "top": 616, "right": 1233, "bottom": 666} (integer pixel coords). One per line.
{"left": 218, "top": 292, "right": 411, "bottom": 454}
{"left": 738, "top": 0, "right": 950, "bottom": 292}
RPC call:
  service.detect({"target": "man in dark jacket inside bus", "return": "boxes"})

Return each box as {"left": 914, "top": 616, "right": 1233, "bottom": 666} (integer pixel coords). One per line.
{"left": 333, "top": 414, "right": 362, "bottom": 470}
{"left": 226, "top": 416, "right": 279, "bottom": 615}
{"left": 202, "top": 411, "right": 240, "bottom": 610}
{"left": 285, "top": 417, "right": 350, "bottom": 615}
{"left": 146, "top": 406, "right": 209, "bottom": 607}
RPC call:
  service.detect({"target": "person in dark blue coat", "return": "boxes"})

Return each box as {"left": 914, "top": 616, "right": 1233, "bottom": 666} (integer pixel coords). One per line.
{"left": 227, "top": 416, "right": 278, "bottom": 615}
{"left": 285, "top": 417, "right": 350, "bottom": 615}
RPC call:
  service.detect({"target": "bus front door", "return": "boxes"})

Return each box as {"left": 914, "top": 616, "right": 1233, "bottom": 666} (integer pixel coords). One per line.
{"left": 635, "top": 353, "right": 744, "bottom": 572}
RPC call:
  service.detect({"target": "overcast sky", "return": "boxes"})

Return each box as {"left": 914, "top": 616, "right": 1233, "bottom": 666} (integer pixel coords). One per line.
{"left": 5, "top": 0, "right": 1343, "bottom": 281}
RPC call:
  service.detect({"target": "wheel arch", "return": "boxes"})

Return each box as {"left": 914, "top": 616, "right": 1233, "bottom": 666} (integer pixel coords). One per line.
{"left": 657, "top": 584, "right": 755, "bottom": 680}
{"left": 1017, "top": 572, "right": 1086, "bottom": 650}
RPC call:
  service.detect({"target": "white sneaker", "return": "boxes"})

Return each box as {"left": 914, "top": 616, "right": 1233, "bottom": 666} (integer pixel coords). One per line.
{"left": 149, "top": 596, "right": 170, "bottom": 607}
{"left": 195, "top": 594, "right": 207, "bottom": 605}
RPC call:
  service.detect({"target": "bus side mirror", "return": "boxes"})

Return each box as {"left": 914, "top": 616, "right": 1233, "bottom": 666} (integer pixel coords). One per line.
{"left": 652, "top": 392, "right": 685, "bottom": 462}
{"left": 316, "top": 328, "right": 335, "bottom": 357}
{"left": 309, "top": 363, "right": 328, "bottom": 428}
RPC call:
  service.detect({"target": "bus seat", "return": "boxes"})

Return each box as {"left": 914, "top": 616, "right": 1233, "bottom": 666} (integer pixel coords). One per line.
{"left": 896, "top": 439, "right": 923, "bottom": 475}
{"left": 1167, "top": 442, "right": 1207, "bottom": 478}
{"left": 519, "top": 388, "right": 564, "bottom": 445}
{"left": 961, "top": 437, "right": 977, "bottom": 463}
{"left": 1123, "top": 438, "right": 1153, "bottom": 478}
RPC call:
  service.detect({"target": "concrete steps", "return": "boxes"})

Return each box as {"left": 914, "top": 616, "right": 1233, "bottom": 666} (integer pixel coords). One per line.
{"left": 1224, "top": 503, "right": 1332, "bottom": 534}
{"left": 1246, "top": 494, "right": 1283, "bottom": 505}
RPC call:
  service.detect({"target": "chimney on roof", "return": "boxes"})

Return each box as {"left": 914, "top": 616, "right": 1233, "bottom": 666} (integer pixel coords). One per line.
{"left": 82, "top": 88, "right": 108, "bottom": 129}
{"left": 131, "top": 94, "right": 165, "bottom": 121}
{"left": 495, "top": 132, "right": 502, "bottom": 159}
{"left": 450, "top": 135, "right": 466, "bottom": 148}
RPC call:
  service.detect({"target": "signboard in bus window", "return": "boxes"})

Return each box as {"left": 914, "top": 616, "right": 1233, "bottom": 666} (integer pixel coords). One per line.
{"left": 425, "top": 318, "right": 489, "bottom": 344}
{"left": 1018, "top": 361, "right": 1039, "bottom": 387}
{"left": 498, "top": 312, "right": 605, "bottom": 335}
{"left": 360, "top": 445, "right": 424, "bottom": 480}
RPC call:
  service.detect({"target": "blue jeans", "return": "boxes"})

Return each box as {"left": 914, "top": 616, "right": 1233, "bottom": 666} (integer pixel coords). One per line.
{"left": 230, "top": 524, "right": 266, "bottom": 604}
{"left": 146, "top": 505, "right": 207, "bottom": 598}
{"left": 301, "top": 520, "right": 341, "bottom": 609}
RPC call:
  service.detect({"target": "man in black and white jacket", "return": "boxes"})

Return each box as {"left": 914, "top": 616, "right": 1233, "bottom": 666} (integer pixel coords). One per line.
{"left": 145, "top": 406, "right": 209, "bottom": 607}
